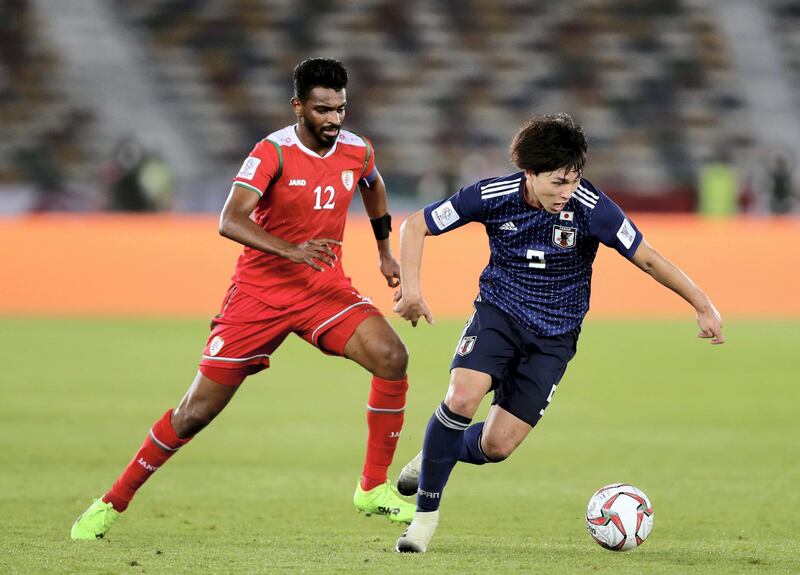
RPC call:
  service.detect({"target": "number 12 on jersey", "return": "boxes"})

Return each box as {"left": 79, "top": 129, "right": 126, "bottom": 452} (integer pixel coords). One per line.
{"left": 313, "top": 185, "right": 335, "bottom": 210}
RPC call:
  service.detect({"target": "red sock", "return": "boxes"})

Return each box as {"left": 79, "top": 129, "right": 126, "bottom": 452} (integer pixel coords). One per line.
{"left": 361, "top": 376, "right": 408, "bottom": 491}
{"left": 102, "top": 409, "right": 192, "bottom": 512}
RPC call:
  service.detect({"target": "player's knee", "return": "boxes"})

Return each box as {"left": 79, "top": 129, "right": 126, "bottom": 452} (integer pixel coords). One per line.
{"left": 370, "top": 339, "right": 408, "bottom": 379}
{"left": 172, "top": 405, "right": 215, "bottom": 437}
{"left": 480, "top": 437, "right": 514, "bottom": 462}
{"left": 444, "top": 387, "right": 483, "bottom": 419}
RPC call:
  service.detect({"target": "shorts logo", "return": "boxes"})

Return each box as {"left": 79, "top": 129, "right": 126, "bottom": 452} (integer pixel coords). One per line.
{"left": 431, "top": 200, "right": 459, "bottom": 230}
{"left": 341, "top": 170, "right": 354, "bottom": 191}
{"left": 552, "top": 225, "right": 577, "bottom": 249}
{"left": 209, "top": 336, "right": 224, "bottom": 356}
{"left": 457, "top": 336, "right": 476, "bottom": 356}
{"left": 236, "top": 156, "right": 261, "bottom": 180}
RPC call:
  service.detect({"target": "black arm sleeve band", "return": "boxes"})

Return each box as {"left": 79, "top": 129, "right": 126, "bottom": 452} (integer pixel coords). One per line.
{"left": 369, "top": 213, "right": 392, "bottom": 241}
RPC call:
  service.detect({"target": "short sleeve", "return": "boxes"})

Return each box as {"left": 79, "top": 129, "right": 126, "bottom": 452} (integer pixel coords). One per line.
{"left": 360, "top": 136, "right": 378, "bottom": 185}
{"left": 232, "top": 139, "right": 281, "bottom": 197}
{"left": 587, "top": 183, "right": 643, "bottom": 259}
{"left": 423, "top": 182, "right": 484, "bottom": 235}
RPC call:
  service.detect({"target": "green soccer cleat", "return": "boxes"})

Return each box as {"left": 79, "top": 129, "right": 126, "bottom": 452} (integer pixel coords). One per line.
{"left": 70, "top": 498, "right": 121, "bottom": 540}
{"left": 354, "top": 481, "right": 414, "bottom": 524}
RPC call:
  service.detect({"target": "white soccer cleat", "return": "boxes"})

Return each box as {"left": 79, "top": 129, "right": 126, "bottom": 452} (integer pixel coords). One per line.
{"left": 395, "top": 510, "right": 439, "bottom": 553}
{"left": 396, "top": 451, "right": 422, "bottom": 496}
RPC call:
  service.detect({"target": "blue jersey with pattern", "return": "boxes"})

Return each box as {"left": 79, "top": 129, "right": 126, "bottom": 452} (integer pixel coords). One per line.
{"left": 423, "top": 171, "right": 643, "bottom": 336}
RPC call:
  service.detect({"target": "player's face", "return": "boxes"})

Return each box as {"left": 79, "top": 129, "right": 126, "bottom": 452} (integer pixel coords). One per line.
{"left": 524, "top": 168, "right": 581, "bottom": 214}
{"left": 293, "top": 87, "right": 347, "bottom": 150}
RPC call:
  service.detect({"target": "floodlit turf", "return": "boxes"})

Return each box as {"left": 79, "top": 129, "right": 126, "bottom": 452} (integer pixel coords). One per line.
{"left": 0, "top": 316, "right": 797, "bottom": 574}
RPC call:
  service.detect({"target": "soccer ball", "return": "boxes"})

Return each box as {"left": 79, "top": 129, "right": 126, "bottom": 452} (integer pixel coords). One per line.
{"left": 585, "top": 483, "right": 653, "bottom": 551}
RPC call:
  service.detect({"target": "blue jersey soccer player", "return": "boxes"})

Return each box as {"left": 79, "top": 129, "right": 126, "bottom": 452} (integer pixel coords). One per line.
{"left": 391, "top": 113, "right": 725, "bottom": 553}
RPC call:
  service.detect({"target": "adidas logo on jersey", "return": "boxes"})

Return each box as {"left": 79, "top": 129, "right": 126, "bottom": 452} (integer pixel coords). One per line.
{"left": 288, "top": 179, "right": 306, "bottom": 186}
{"left": 499, "top": 221, "right": 517, "bottom": 231}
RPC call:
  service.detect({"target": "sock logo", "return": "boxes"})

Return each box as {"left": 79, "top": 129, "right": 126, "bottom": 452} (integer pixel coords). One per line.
{"left": 137, "top": 457, "right": 159, "bottom": 472}
{"left": 418, "top": 488, "right": 440, "bottom": 499}
{"left": 389, "top": 431, "right": 401, "bottom": 438}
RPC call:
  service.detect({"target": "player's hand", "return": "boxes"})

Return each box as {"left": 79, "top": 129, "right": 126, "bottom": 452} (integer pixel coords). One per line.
{"left": 696, "top": 305, "right": 725, "bottom": 345}
{"left": 379, "top": 253, "right": 401, "bottom": 288}
{"left": 393, "top": 289, "right": 434, "bottom": 327}
{"left": 284, "top": 238, "right": 342, "bottom": 272}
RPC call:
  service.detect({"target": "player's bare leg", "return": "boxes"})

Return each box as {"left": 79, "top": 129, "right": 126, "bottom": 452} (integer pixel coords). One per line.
{"left": 172, "top": 372, "right": 239, "bottom": 437}
{"left": 344, "top": 314, "right": 408, "bottom": 380}
{"left": 342, "top": 315, "right": 415, "bottom": 523}
{"left": 479, "top": 404, "right": 532, "bottom": 462}
{"left": 71, "top": 372, "right": 238, "bottom": 540}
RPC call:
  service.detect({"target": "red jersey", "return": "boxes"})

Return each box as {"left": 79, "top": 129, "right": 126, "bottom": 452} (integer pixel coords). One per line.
{"left": 230, "top": 125, "right": 376, "bottom": 307}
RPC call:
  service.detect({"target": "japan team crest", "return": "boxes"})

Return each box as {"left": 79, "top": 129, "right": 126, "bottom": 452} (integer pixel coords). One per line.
{"left": 456, "top": 336, "right": 476, "bottom": 356}
{"left": 341, "top": 170, "right": 354, "bottom": 191}
{"left": 552, "top": 225, "right": 577, "bottom": 249}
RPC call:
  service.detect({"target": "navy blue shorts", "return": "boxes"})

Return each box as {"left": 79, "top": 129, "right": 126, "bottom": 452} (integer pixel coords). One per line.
{"left": 451, "top": 300, "right": 579, "bottom": 427}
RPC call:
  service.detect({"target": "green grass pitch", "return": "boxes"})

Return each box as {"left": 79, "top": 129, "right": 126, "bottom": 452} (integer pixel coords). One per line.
{"left": 0, "top": 316, "right": 797, "bottom": 574}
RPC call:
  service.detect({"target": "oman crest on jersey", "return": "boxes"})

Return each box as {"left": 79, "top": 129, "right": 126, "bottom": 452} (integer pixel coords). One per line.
{"left": 341, "top": 170, "right": 354, "bottom": 191}
{"left": 552, "top": 225, "right": 577, "bottom": 249}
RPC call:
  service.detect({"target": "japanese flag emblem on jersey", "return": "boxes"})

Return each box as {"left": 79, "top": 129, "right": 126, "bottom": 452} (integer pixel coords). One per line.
{"left": 341, "top": 170, "right": 354, "bottom": 191}
{"left": 456, "top": 336, "right": 476, "bottom": 356}
{"left": 559, "top": 211, "right": 574, "bottom": 222}
{"left": 552, "top": 225, "right": 577, "bottom": 249}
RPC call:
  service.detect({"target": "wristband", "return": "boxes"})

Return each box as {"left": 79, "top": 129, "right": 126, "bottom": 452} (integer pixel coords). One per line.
{"left": 369, "top": 213, "right": 392, "bottom": 241}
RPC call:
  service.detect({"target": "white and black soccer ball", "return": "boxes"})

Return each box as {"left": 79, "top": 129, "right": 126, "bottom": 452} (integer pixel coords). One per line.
{"left": 585, "top": 483, "right": 654, "bottom": 551}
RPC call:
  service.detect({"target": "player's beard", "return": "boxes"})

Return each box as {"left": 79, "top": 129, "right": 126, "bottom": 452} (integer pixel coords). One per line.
{"left": 302, "top": 115, "right": 340, "bottom": 148}
{"left": 314, "top": 124, "right": 340, "bottom": 147}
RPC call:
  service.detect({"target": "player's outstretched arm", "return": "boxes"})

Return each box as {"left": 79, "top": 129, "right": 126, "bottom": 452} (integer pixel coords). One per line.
{"left": 630, "top": 239, "right": 725, "bottom": 344}
{"left": 393, "top": 210, "right": 434, "bottom": 327}
{"left": 359, "top": 171, "right": 400, "bottom": 287}
{"left": 219, "top": 185, "right": 340, "bottom": 272}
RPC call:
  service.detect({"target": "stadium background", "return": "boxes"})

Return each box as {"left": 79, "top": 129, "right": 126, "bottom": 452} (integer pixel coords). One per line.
{"left": 1, "top": 1, "right": 798, "bottom": 574}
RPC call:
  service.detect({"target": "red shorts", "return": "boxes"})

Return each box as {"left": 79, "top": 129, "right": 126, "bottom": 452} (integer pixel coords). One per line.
{"left": 198, "top": 282, "right": 381, "bottom": 386}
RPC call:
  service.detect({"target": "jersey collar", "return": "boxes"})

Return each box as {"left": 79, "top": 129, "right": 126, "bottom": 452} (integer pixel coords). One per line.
{"left": 291, "top": 124, "right": 339, "bottom": 159}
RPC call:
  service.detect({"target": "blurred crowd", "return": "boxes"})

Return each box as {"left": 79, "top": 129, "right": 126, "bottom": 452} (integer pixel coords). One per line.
{"left": 1, "top": 0, "right": 799, "bottom": 214}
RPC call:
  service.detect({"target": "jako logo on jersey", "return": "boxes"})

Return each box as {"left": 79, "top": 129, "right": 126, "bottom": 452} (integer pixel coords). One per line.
{"left": 499, "top": 221, "right": 517, "bottom": 231}
{"left": 288, "top": 179, "right": 306, "bottom": 186}
{"left": 552, "top": 225, "right": 577, "bottom": 249}
{"left": 341, "top": 170, "right": 354, "bottom": 191}
{"left": 209, "top": 336, "right": 224, "bottom": 356}
{"left": 457, "top": 336, "right": 476, "bottom": 356}
{"left": 560, "top": 211, "right": 574, "bottom": 221}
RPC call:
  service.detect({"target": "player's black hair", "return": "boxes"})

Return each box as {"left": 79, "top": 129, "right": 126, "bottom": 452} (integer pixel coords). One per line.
{"left": 293, "top": 58, "right": 348, "bottom": 101}
{"left": 510, "top": 113, "right": 587, "bottom": 175}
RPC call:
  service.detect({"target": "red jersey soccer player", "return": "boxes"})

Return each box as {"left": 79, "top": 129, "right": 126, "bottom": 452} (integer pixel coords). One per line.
{"left": 71, "top": 58, "right": 415, "bottom": 540}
